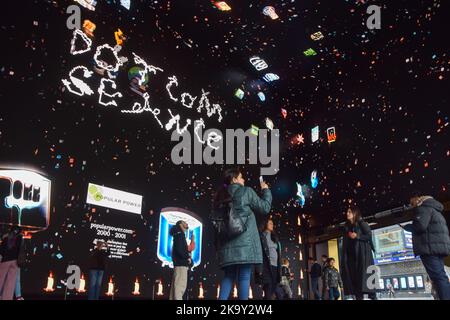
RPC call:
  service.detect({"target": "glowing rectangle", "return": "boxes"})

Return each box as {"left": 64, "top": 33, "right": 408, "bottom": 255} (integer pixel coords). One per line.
{"left": 251, "top": 124, "right": 259, "bottom": 136}
{"left": 327, "top": 127, "right": 336, "bottom": 143}
{"left": 157, "top": 208, "right": 203, "bottom": 268}
{"left": 234, "top": 88, "right": 244, "bottom": 100}
{"left": 311, "top": 126, "right": 319, "bottom": 143}
{"left": 86, "top": 183, "right": 142, "bottom": 214}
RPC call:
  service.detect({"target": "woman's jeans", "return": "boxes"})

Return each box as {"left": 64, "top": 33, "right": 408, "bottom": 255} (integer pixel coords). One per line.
{"left": 15, "top": 268, "right": 21, "bottom": 298}
{"left": 219, "top": 264, "right": 252, "bottom": 300}
{"left": 328, "top": 287, "right": 340, "bottom": 300}
{"left": 88, "top": 269, "right": 104, "bottom": 300}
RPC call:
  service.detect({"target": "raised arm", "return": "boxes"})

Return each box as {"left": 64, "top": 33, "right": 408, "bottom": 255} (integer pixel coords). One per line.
{"left": 247, "top": 187, "right": 272, "bottom": 215}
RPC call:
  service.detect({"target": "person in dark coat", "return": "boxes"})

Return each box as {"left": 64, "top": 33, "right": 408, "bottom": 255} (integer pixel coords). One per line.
{"left": 257, "top": 218, "right": 282, "bottom": 300}
{"left": 341, "top": 205, "right": 376, "bottom": 300}
{"left": 214, "top": 168, "right": 272, "bottom": 300}
{"left": 403, "top": 194, "right": 450, "bottom": 300}
{"left": 169, "top": 220, "right": 192, "bottom": 300}
{"left": 88, "top": 240, "right": 110, "bottom": 300}
{"left": 308, "top": 257, "right": 322, "bottom": 300}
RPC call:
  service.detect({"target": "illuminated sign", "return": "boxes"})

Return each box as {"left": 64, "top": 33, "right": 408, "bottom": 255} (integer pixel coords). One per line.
{"left": 234, "top": 88, "right": 244, "bottom": 100}
{"left": 251, "top": 124, "right": 259, "bottom": 136}
{"left": 303, "top": 48, "right": 317, "bottom": 56}
{"left": 263, "top": 73, "right": 279, "bottom": 82}
{"left": 82, "top": 20, "right": 96, "bottom": 38}
{"left": 265, "top": 117, "right": 274, "bottom": 130}
{"left": 214, "top": 1, "right": 231, "bottom": 11}
{"left": 327, "top": 127, "right": 336, "bottom": 143}
{"left": 86, "top": 183, "right": 142, "bottom": 215}
{"left": 0, "top": 168, "right": 51, "bottom": 231}
{"left": 311, "top": 170, "right": 318, "bottom": 189}
{"left": 262, "top": 6, "right": 279, "bottom": 20}
{"left": 114, "top": 29, "right": 126, "bottom": 46}
{"left": 120, "top": 0, "right": 130, "bottom": 10}
{"left": 296, "top": 183, "right": 305, "bottom": 207}
{"left": 257, "top": 92, "right": 266, "bottom": 101}
{"left": 157, "top": 207, "right": 203, "bottom": 269}
{"left": 311, "top": 126, "right": 319, "bottom": 143}
{"left": 249, "top": 56, "right": 268, "bottom": 71}
{"left": 74, "top": 0, "right": 97, "bottom": 11}
{"left": 310, "top": 31, "right": 324, "bottom": 41}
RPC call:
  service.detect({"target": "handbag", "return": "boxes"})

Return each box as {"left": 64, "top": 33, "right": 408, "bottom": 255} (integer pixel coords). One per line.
{"left": 211, "top": 188, "right": 247, "bottom": 242}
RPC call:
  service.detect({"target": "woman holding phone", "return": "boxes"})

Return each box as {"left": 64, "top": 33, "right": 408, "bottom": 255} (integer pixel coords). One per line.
{"left": 213, "top": 168, "right": 272, "bottom": 300}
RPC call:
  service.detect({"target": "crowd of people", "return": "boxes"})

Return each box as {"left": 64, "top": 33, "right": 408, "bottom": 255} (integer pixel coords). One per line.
{"left": 1, "top": 168, "right": 449, "bottom": 300}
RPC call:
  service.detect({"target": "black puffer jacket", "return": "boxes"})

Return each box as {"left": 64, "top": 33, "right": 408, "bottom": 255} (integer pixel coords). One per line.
{"left": 170, "top": 224, "right": 190, "bottom": 267}
{"left": 409, "top": 198, "right": 450, "bottom": 256}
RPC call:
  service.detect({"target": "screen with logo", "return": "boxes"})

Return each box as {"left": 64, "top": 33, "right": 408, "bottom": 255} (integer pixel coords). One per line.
{"left": 373, "top": 222, "right": 420, "bottom": 265}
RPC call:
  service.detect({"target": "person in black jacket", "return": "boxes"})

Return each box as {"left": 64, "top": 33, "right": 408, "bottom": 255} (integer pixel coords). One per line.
{"left": 257, "top": 218, "right": 282, "bottom": 300}
{"left": 341, "top": 205, "right": 376, "bottom": 300}
{"left": 308, "top": 257, "right": 322, "bottom": 300}
{"left": 169, "top": 220, "right": 191, "bottom": 300}
{"left": 403, "top": 193, "right": 450, "bottom": 300}
{"left": 88, "top": 240, "right": 109, "bottom": 300}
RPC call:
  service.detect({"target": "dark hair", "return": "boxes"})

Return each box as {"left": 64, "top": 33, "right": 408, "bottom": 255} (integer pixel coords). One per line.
{"left": 347, "top": 205, "right": 362, "bottom": 225}
{"left": 327, "top": 257, "right": 335, "bottom": 263}
{"left": 176, "top": 220, "right": 185, "bottom": 227}
{"left": 321, "top": 254, "right": 328, "bottom": 258}
{"left": 213, "top": 167, "right": 242, "bottom": 209}
{"left": 410, "top": 190, "right": 421, "bottom": 199}
{"left": 260, "top": 217, "right": 279, "bottom": 243}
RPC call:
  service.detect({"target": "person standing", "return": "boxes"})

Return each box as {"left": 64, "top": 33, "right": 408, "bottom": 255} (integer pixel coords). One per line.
{"left": 323, "top": 258, "right": 343, "bottom": 300}
{"left": 308, "top": 257, "right": 322, "bottom": 300}
{"left": 320, "top": 254, "right": 328, "bottom": 300}
{"left": 213, "top": 168, "right": 272, "bottom": 300}
{"left": 0, "top": 226, "right": 23, "bottom": 300}
{"left": 88, "top": 240, "right": 109, "bottom": 300}
{"left": 341, "top": 205, "right": 376, "bottom": 300}
{"left": 280, "top": 258, "right": 293, "bottom": 299}
{"left": 14, "top": 268, "right": 24, "bottom": 300}
{"left": 169, "top": 220, "right": 192, "bottom": 300}
{"left": 258, "top": 218, "right": 282, "bottom": 300}
{"left": 403, "top": 193, "right": 450, "bottom": 300}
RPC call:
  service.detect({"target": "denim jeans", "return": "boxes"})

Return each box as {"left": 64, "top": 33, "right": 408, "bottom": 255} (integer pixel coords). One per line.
{"left": 328, "top": 287, "right": 340, "bottom": 300}
{"left": 219, "top": 264, "right": 252, "bottom": 300}
{"left": 15, "top": 268, "right": 21, "bottom": 298}
{"left": 88, "top": 269, "right": 104, "bottom": 300}
{"left": 421, "top": 255, "right": 450, "bottom": 300}
{"left": 311, "top": 277, "right": 321, "bottom": 300}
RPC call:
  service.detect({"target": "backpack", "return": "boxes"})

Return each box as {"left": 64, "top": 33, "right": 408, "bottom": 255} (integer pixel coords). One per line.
{"left": 211, "top": 189, "right": 247, "bottom": 243}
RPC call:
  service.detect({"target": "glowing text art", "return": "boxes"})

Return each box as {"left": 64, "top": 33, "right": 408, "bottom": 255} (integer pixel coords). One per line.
{"left": 62, "top": 29, "right": 224, "bottom": 147}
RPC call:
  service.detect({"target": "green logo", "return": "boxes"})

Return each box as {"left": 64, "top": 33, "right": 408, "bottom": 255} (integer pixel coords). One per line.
{"left": 89, "top": 184, "right": 103, "bottom": 201}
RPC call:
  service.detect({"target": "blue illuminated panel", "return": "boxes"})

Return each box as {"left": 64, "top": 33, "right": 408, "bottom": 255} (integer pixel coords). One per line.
{"left": 157, "top": 207, "right": 203, "bottom": 269}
